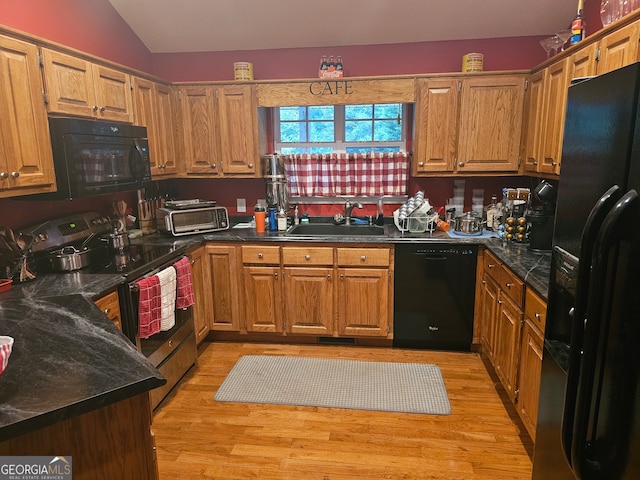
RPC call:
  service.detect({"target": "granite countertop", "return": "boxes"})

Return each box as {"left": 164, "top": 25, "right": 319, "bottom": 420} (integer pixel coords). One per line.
{"left": 0, "top": 220, "right": 551, "bottom": 442}
{"left": 0, "top": 294, "right": 164, "bottom": 442}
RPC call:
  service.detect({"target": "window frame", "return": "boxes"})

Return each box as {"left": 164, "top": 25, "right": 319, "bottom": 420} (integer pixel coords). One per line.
{"left": 274, "top": 104, "right": 408, "bottom": 155}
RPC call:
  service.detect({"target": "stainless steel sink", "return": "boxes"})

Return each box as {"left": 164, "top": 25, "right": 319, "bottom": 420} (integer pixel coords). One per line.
{"left": 285, "top": 223, "right": 385, "bottom": 236}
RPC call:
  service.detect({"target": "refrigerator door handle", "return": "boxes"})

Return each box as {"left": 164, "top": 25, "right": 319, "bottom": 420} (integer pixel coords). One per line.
{"left": 570, "top": 189, "right": 638, "bottom": 480}
{"left": 561, "top": 185, "right": 622, "bottom": 466}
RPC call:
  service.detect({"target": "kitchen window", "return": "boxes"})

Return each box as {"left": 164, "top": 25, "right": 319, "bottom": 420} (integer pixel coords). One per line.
{"left": 274, "top": 104, "right": 407, "bottom": 154}
{"left": 274, "top": 104, "right": 410, "bottom": 199}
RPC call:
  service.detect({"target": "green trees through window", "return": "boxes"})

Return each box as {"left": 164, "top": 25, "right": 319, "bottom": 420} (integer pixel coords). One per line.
{"left": 276, "top": 104, "right": 405, "bottom": 155}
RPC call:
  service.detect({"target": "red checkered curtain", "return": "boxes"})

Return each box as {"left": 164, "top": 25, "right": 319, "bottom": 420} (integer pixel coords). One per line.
{"left": 283, "top": 153, "right": 409, "bottom": 197}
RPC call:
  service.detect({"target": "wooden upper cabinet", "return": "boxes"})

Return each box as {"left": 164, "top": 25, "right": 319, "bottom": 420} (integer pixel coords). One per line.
{"left": 179, "top": 86, "right": 220, "bottom": 175}
{"left": 540, "top": 58, "right": 570, "bottom": 176}
{"left": 41, "top": 48, "right": 134, "bottom": 122}
{"left": 523, "top": 70, "right": 545, "bottom": 174}
{"left": 132, "top": 77, "right": 177, "bottom": 176}
{"left": 597, "top": 21, "right": 640, "bottom": 75}
{"left": 413, "top": 78, "right": 459, "bottom": 174}
{"left": 570, "top": 42, "right": 598, "bottom": 79}
{"left": 0, "top": 35, "right": 56, "bottom": 197}
{"left": 457, "top": 75, "right": 525, "bottom": 173}
{"left": 218, "top": 85, "right": 258, "bottom": 175}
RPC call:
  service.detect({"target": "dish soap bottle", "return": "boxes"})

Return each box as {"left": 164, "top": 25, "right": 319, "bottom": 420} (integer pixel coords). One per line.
{"left": 277, "top": 208, "right": 288, "bottom": 232}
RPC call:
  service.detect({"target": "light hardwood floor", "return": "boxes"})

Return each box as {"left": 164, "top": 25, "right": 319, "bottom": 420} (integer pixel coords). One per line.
{"left": 153, "top": 342, "right": 533, "bottom": 479}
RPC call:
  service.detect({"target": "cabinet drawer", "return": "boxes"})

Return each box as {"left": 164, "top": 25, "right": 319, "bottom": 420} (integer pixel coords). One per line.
{"left": 500, "top": 266, "right": 524, "bottom": 307}
{"left": 337, "top": 248, "right": 390, "bottom": 267}
{"left": 282, "top": 247, "right": 334, "bottom": 265}
{"left": 241, "top": 245, "right": 280, "bottom": 264}
{"left": 525, "top": 288, "right": 547, "bottom": 333}
{"left": 483, "top": 251, "right": 501, "bottom": 283}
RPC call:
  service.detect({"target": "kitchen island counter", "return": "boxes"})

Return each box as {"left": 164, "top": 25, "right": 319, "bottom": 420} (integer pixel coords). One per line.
{"left": 0, "top": 293, "right": 165, "bottom": 442}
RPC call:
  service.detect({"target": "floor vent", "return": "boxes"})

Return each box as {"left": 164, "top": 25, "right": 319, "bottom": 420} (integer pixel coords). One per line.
{"left": 318, "top": 337, "right": 356, "bottom": 345}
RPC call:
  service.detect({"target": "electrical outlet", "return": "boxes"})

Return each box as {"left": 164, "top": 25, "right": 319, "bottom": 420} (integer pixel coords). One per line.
{"left": 237, "top": 198, "right": 247, "bottom": 213}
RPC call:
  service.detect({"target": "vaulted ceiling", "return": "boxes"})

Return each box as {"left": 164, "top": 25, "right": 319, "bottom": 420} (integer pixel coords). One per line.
{"left": 108, "top": 0, "right": 578, "bottom": 53}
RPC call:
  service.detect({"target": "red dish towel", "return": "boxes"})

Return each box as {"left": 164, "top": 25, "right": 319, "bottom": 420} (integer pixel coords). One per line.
{"left": 174, "top": 256, "right": 195, "bottom": 309}
{"left": 136, "top": 274, "right": 162, "bottom": 339}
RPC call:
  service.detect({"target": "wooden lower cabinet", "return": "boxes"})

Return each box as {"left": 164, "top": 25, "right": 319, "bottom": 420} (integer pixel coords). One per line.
{"left": 94, "top": 290, "right": 122, "bottom": 331}
{"left": 188, "top": 245, "right": 210, "bottom": 344}
{"left": 208, "top": 243, "right": 392, "bottom": 339}
{"left": 0, "top": 393, "right": 158, "bottom": 480}
{"left": 283, "top": 266, "right": 334, "bottom": 335}
{"left": 337, "top": 267, "right": 389, "bottom": 337}
{"left": 243, "top": 265, "right": 282, "bottom": 333}
{"left": 492, "top": 294, "right": 523, "bottom": 401}
{"left": 476, "top": 248, "right": 546, "bottom": 440}
{"left": 205, "top": 244, "right": 241, "bottom": 331}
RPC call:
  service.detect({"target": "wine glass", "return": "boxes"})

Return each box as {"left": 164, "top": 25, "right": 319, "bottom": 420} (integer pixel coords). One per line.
{"left": 540, "top": 37, "right": 553, "bottom": 58}
{"left": 555, "top": 29, "right": 572, "bottom": 51}
{"left": 548, "top": 35, "right": 564, "bottom": 56}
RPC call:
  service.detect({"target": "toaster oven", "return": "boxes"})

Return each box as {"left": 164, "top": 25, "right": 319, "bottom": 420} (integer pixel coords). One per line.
{"left": 156, "top": 206, "right": 229, "bottom": 236}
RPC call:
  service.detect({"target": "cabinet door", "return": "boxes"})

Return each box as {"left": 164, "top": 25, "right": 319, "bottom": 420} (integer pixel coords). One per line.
{"left": 189, "top": 245, "right": 210, "bottom": 344}
{"left": 41, "top": 48, "right": 96, "bottom": 118}
{"left": 243, "top": 266, "right": 282, "bottom": 333}
{"left": 523, "top": 70, "right": 545, "bottom": 174}
{"left": 132, "top": 77, "right": 162, "bottom": 174}
{"left": 493, "top": 294, "right": 523, "bottom": 401}
{"left": 283, "top": 267, "right": 334, "bottom": 335}
{"left": 337, "top": 268, "right": 389, "bottom": 337}
{"left": 0, "top": 36, "right": 55, "bottom": 196}
{"left": 154, "top": 84, "right": 178, "bottom": 175}
{"left": 540, "top": 58, "right": 570, "bottom": 176}
{"left": 180, "top": 86, "right": 220, "bottom": 174}
{"left": 413, "top": 78, "right": 459, "bottom": 174}
{"left": 92, "top": 64, "right": 134, "bottom": 122}
{"left": 479, "top": 273, "right": 500, "bottom": 361}
{"left": 206, "top": 245, "right": 241, "bottom": 331}
{"left": 570, "top": 42, "right": 598, "bottom": 79}
{"left": 517, "top": 318, "right": 544, "bottom": 440}
{"left": 597, "top": 21, "right": 640, "bottom": 75}
{"left": 457, "top": 75, "right": 525, "bottom": 172}
{"left": 218, "top": 85, "right": 258, "bottom": 175}
{"left": 94, "top": 290, "right": 122, "bottom": 331}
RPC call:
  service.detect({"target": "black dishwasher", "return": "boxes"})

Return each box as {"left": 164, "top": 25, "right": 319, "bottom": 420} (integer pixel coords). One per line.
{"left": 393, "top": 244, "right": 478, "bottom": 351}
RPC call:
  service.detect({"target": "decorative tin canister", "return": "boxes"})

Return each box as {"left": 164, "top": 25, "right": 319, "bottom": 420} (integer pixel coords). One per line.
{"left": 462, "top": 53, "right": 484, "bottom": 72}
{"left": 234, "top": 62, "right": 254, "bottom": 80}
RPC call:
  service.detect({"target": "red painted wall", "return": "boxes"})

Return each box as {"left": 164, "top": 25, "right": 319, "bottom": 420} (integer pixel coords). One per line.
{"left": 0, "top": 0, "right": 607, "bottom": 228}
{"left": 0, "top": 0, "right": 152, "bottom": 72}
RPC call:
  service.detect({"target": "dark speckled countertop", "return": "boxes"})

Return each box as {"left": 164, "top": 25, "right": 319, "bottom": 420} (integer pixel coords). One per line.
{"left": 0, "top": 221, "right": 550, "bottom": 442}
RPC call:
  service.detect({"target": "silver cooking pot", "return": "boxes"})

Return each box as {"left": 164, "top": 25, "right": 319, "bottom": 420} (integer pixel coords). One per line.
{"left": 49, "top": 245, "right": 92, "bottom": 272}
{"left": 454, "top": 212, "right": 485, "bottom": 235}
{"left": 104, "top": 230, "right": 130, "bottom": 251}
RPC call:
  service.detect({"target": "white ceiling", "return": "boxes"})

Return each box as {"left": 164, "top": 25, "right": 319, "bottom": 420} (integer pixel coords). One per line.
{"left": 107, "top": 0, "right": 578, "bottom": 53}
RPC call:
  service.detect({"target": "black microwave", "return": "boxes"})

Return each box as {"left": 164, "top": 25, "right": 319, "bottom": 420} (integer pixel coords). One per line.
{"left": 43, "top": 117, "right": 152, "bottom": 199}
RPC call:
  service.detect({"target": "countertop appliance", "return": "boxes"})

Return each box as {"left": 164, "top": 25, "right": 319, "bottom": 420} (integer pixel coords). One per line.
{"left": 33, "top": 118, "right": 151, "bottom": 199}
{"left": 532, "top": 63, "right": 640, "bottom": 479}
{"left": 393, "top": 244, "right": 477, "bottom": 351}
{"left": 156, "top": 205, "right": 229, "bottom": 236}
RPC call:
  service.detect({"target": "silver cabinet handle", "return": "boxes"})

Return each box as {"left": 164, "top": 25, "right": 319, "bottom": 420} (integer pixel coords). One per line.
{"left": 274, "top": 272, "right": 278, "bottom": 279}
{"left": 305, "top": 255, "right": 311, "bottom": 260}
{"left": 11, "top": 172, "right": 19, "bottom": 178}
{"left": 210, "top": 163, "right": 217, "bottom": 169}
{"left": 487, "top": 263, "right": 495, "bottom": 269}
{"left": 0, "top": 172, "right": 8, "bottom": 179}
{"left": 258, "top": 252, "right": 263, "bottom": 259}
{"left": 103, "top": 308, "right": 111, "bottom": 315}
{"left": 327, "top": 274, "right": 331, "bottom": 280}
{"left": 93, "top": 105, "right": 98, "bottom": 112}
{"left": 360, "top": 255, "right": 366, "bottom": 261}
{"left": 100, "top": 106, "right": 106, "bottom": 113}
{"left": 505, "top": 283, "right": 512, "bottom": 288}
{"left": 248, "top": 163, "right": 253, "bottom": 168}
{"left": 418, "top": 161, "right": 424, "bottom": 167}
{"left": 459, "top": 161, "right": 465, "bottom": 167}
{"left": 534, "top": 313, "right": 541, "bottom": 319}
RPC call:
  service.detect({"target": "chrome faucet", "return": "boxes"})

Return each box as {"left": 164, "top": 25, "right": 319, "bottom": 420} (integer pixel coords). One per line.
{"left": 344, "top": 200, "right": 363, "bottom": 225}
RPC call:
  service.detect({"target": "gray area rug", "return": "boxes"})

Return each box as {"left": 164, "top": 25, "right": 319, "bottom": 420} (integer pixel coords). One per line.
{"left": 214, "top": 355, "right": 451, "bottom": 415}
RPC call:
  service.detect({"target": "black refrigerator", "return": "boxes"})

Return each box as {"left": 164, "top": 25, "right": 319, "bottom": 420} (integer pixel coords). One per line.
{"left": 532, "top": 63, "right": 640, "bottom": 479}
